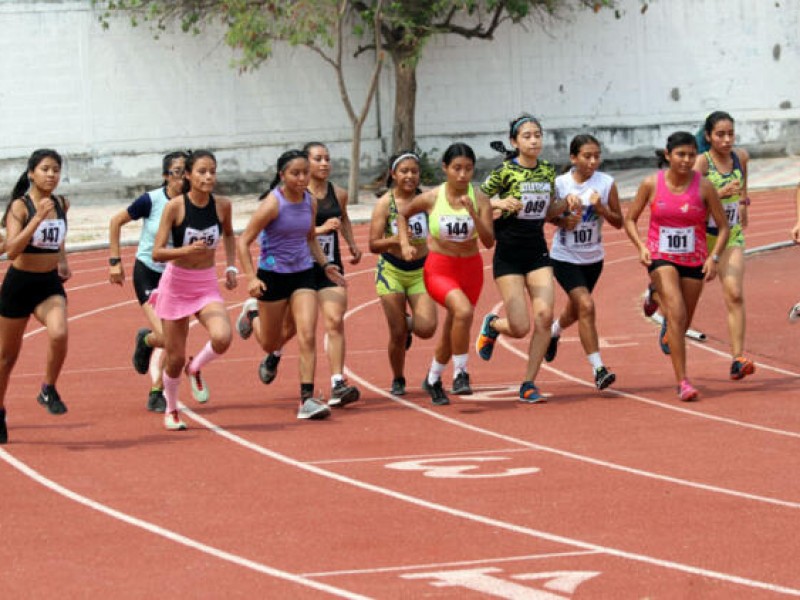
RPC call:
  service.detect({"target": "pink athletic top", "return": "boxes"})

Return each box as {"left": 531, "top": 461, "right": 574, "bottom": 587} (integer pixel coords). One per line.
{"left": 646, "top": 171, "right": 707, "bottom": 267}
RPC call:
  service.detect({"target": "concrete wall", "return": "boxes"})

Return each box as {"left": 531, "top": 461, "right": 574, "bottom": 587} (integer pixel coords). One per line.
{"left": 1, "top": 0, "right": 798, "bottom": 199}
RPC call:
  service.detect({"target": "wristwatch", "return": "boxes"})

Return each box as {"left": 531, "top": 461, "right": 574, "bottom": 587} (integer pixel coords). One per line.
{"left": 109, "top": 257, "right": 121, "bottom": 266}
{"left": 711, "top": 254, "right": 720, "bottom": 264}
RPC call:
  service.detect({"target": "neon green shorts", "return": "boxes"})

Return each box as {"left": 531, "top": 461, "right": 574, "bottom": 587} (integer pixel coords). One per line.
{"left": 375, "top": 255, "right": 427, "bottom": 297}
{"left": 707, "top": 224, "right": 745, "bottom": 251}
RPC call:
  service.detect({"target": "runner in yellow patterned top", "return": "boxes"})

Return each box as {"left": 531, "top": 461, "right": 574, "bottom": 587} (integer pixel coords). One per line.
{"left": 694, "top": 111, "right": 755, "bottom": 380}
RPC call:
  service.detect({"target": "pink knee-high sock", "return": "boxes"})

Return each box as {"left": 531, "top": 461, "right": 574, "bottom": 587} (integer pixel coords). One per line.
{"left": 188, "top": 341, "right": 221, "bottom": 374}
{"left": 162, "top": 372, "right": 181, "bottom": 414}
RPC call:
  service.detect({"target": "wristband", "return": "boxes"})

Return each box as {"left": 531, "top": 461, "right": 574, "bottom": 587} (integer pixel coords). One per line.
{"left": 711, "top": 254, "right": 720, "bottom": 264}
{"left": 739, "top": 197, "right": 751, "bottom": 206}
{"left": 323, "top": 261, "right": 336, "bottom": 269}
{"left": 225, "top": 265, "right": 239, "bottom": 275}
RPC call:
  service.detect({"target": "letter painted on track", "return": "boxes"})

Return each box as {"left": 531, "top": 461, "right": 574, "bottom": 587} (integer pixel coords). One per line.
{"left": 386, "top": 456, "right": 540, "bottom": 479}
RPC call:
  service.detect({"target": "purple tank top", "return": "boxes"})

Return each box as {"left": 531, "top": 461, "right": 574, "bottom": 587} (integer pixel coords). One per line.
{"left": 258, "top": 188, "right": 314, "bottom": 273}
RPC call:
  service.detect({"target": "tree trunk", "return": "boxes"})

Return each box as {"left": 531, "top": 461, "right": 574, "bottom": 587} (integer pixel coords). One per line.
{"left": 391, "top": 51, "right": 417, "bottom": 155}
{"left": 348, "top": 120, "right": 362, "bottom": 209}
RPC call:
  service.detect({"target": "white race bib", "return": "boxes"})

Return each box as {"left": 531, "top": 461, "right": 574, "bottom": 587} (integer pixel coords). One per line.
{"left": 709, "top": 202, "right": 740, "bottom": 228}
{"left": 518, "top": 182, "right": 551, "bottom": 220}
{"left": 317, "top": 233, "right": 335, "bottom": 262}
{"left": 31, "top": 218, "right": 67, "bottom": 250}
{"left": 391, "top": 213, "right": 428, "bottom": 241}
{"left": 658, "top": 226, "right": 695, "bottom": 254}
{"left": 183, "top": 225, "right": 220, "bottom": 249}
{"left": 566, "top": 220, "right": 600, "bottom": 248}
{"left": 438, "top": 214, "right": 473, "bottom": 242}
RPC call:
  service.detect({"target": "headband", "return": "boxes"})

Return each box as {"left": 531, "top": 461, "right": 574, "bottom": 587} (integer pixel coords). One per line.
{"left": 511, "top": 116, "right": 539, "bottom": 136}
{"left": 391, "top": 152, "right": 420, "bottom": 172}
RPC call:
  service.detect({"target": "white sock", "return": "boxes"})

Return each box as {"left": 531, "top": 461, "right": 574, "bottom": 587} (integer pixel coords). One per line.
{"left": 551, "top": 319, "right": 562, "bottom": 337}
{"left": 273, "top": 348, "right": 283, "bottom": 357}
{"left": 149, "top": 348, "right": 163, "bottom": 386}
{"left": 427, "top": 359, "right": 446, "bottom": 386}
{"left": 453, "top": 353, "right": 468, "bottom": 376}
{"left": 331, "top": 374, "right": 344, "bottom": 387}
{"left": 587, "top": 352, "right": 603, "bottom": 370}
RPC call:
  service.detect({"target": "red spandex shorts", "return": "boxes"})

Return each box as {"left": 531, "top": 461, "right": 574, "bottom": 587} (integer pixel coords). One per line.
{"left": 423, "top": 251, "right": 483, "bottom": 307}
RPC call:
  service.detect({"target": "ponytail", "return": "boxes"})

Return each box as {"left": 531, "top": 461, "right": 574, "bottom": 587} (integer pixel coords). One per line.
{"left": 3, "top": 148, "right": 62, "bottom": 227}
{"left": 259, "top": 149, "right": 308, "bottom": 201}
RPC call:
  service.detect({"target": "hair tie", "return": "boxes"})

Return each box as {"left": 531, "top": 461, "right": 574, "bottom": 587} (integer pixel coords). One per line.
{"left": 391, "top": 153, "right": 419, "bottom": 172}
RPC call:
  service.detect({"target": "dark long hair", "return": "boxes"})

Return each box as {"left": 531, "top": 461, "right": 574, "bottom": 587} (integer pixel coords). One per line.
{"left": 181, "top": 150, "right": 216, "bottom": 194}
{"left": 385, "top": 150, "right": 421, "bottom": 189}
{"left": 442, "top": 143, "right": 476, "bottom": 166}
{"left": 490, "top": 113, "right": 543, "bottom": 160}
{"left": 258, "top": 149, "right": 309, "bottom": 200}
{"left": 695, "top": 110, "right": 734, "bottom": 153}
{"left": 3, "top": 148, "right": 62, "bottom": 227}
{"left": 656, "top": 131, "right": 697, "bottom": 168}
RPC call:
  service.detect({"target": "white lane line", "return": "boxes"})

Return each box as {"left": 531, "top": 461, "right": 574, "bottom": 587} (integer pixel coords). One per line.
{"left": 0, "top": 449, "right": 369, "bottom": 600}
{"left": 179, "top": 404, "right": 800, "bottom": 596}
{"left": 301, "top": 550, "right": 601, "bottom": 578}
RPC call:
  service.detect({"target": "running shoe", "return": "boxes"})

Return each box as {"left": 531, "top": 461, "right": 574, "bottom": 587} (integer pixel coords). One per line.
{"left": 328, "top": 380, "right": 360, "bottom": 407}
{"left": 789, "top": 302, "right": 800, "bottom": 323}
{"left": 452, "top": 371, "right": 473, "bottom": 395}
{"left": 297, "top": 397, "right": 331, "bottom": 420}
{"left": 259, "top": 353, "right": 281, "bottom": 384}
{"left": 594, "top": 366, "right": 616, "bottom": 390}
{"left": 519, "top": 381, "right": 544, "bottom": 403}
{"left": 391, "top": 377, "right": 406, "bottom": 396}
{"left": 422, "top": 377, "right": 450, "bottom": 406}
{"left": 184, "top": 360, "right": 210, "bottom": 404}
{"left": 642, "top": 284, "right": 658, "bottom": 317}
{"left": 132, "top": 328, "right": 154, "bottom": 375}
{"left": 659, "top": 318, "right": 671, "bottom": 355}
{"left": 0, "top": 409, "right": 7, "bottom": 445}
{"left": 404, "top": 313, "right": 413, "bottom": 350}
{"left": 147, "top": 389, "right": 167, "bottom": 413}
{"left": 37, "top": 385, "right": 67, "bottom": 415}
{"left": 236, "top": 298, "right": 258, "bottom": 340}
{"left": 475, "top": 313, "right": 499, "bottom": 361}
{"left": 164, "top": 410, "right": 187, "bottom": 431}
{"left": 544, "top": 335, "right": 560, "bottom": 363}
{"left": 678, "top": 379, "right": 698, "bottom": 402}
{"left": 730, "top": 356, "right": 755, "bottom": 381}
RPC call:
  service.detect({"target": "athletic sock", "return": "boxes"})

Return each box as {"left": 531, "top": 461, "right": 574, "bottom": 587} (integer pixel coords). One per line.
{"left": 150, "top": 347, "right": 163, "bottom": 386}
{"left": 331, "top": 374, "right": 344, "bottom": 387}
{"left": 453, "top": 353, "right": 468, "bottom": 376}
{"left": 551, "top": 319, "right": 562, "bottom": 337}
{"left": 162, "top": 372, "right": 180, "bottom": 414}
{"left": 427, "top": 359, "right": 447, "bottom": 386}
{"left": 273, "top": 348, "right": 283, "bottom": 357}
{"left": 587, "top": 352, "right": 603, "bottom": 370}
{"left": 188, "top": 341, "right": 221, "bottom": 374}
{"left": 300, "top": 383, "right": 314, "bottom": 398}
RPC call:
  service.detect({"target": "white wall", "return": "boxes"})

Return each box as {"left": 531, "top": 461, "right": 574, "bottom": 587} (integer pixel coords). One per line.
{"left": 1, "top": 0, "right": 798, "bottom": 198}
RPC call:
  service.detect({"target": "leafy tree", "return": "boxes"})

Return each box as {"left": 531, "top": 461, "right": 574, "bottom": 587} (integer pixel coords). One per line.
{"left": 93, "top": 0, "right": 384, "bottom": 203}
{"left": 357, "top": 0, "right": 630, "bottom": 153}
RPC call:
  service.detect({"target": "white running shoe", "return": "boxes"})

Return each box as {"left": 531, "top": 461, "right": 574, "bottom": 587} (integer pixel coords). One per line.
{"left": 164, "top": 410, "right": 187, "bottom": 431}
{"left": 789, "top": 302, "right": 800, "bottom": 323}
{"left": 185, "top": 360, "right": 210, "bottom": 404}
{"left": 297, "top": 398, "right": 331, "bottom": 420}
{"left": 236, "top": 298, "right": 258, "bottom": 339}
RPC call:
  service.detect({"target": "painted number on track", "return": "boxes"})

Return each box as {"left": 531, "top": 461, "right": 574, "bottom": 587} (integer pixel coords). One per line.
{"left": 386, "top": 456, "right": 540, "bottom": 479}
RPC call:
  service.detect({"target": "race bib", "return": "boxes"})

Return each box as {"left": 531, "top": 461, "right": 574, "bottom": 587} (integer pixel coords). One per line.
{"left": 518, "top": 182, "right": 551, "bottom": 220}
{"left": 183, "top": 224, "right": 220, "bottom": 249}
{"left": 709, "top": 202, "right": 740, "bottom": 228}
{"left": 658, "top": 226, "right": 695, "bottom": 254}
{"left": 438, "top": 214, "right": 473, "bottom": 242}
{"left": 31, "top": 218, "right": 67, "bottom": 250}
{"left": 567, "top": 221, "right": 600, "bottom": 248}
{"left": 391, "top": 213, "right": 428, "bottom": 241}
{"left": 317, "top": 233, "right": 335, "bottom": 262}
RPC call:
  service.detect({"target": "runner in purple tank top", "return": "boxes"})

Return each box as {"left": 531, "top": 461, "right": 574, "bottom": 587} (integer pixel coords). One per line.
{"left": 236, "top": 150, "right": 345, "bottom": 420}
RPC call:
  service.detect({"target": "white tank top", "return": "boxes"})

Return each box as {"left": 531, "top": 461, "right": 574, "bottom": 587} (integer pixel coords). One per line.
{"left": 550, "top": 170, "right": 614, "bottom": 265}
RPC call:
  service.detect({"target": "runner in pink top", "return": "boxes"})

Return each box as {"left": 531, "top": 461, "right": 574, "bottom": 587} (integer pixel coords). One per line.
{"left": 624, "top": 131, "right": 728, "bottom": 402}
{"left": 646, "top": 170, "right": 707, "bottom": 267}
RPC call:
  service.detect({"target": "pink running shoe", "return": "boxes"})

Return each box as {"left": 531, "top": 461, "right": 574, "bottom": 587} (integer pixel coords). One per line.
{"left": 678, "top": 379, "right": 698, "bottom": 402}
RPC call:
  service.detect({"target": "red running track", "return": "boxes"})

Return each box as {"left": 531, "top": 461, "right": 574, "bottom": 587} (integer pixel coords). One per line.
{"left": 1, "top": 188, "right": 798, "bottom": 598}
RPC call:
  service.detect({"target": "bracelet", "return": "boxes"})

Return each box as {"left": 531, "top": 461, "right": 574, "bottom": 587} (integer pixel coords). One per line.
{"left": 739, "top": 197, "right": 751, "bottom": 206}
{"left": 225, "top": 265, "right": 239, "bottom": 275}
{"left": 323, "top": 261, "right": 336, "bottom": 269}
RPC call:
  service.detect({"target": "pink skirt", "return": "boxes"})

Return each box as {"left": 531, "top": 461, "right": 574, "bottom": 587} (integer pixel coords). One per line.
{"left": 149, "top": 263, "right": 223, "bottom": 320}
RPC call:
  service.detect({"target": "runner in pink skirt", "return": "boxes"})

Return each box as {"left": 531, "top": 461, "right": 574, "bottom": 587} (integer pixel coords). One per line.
{"left": 150, "top": 150, "right": 238, "bottom": 430}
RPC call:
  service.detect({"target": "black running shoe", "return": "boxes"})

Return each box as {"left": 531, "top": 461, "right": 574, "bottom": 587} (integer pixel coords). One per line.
{"left": 328, "top": 380, "right": 360, "bottom": 407}
{"left": 391, "top": 377, "right": 406, "bottom": 396}
{"left": 422, "top": 377, "right": 450, "bottom": 406}
{"left": 594, "top": 366, "right": 616, "bottom": 390}
{"left": 545, "top": 335, "right": 560, "bottom": 363}
{"left": 259, "top": 353, "right": 281, "bottom": 384}
{"left": 132, "top": 328, "right": 154, "bottom": 375}
{"left": 37, "top": 385, "right": 67, "bottom": 415}
{"left": 0, "top": 409, "right": 7, "bottom": 444}
{"left": 147, "top": 389, "right": 167, "bottom": 413}
{"left": 452, "top": 371, "right": 473, "bottom": 395}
